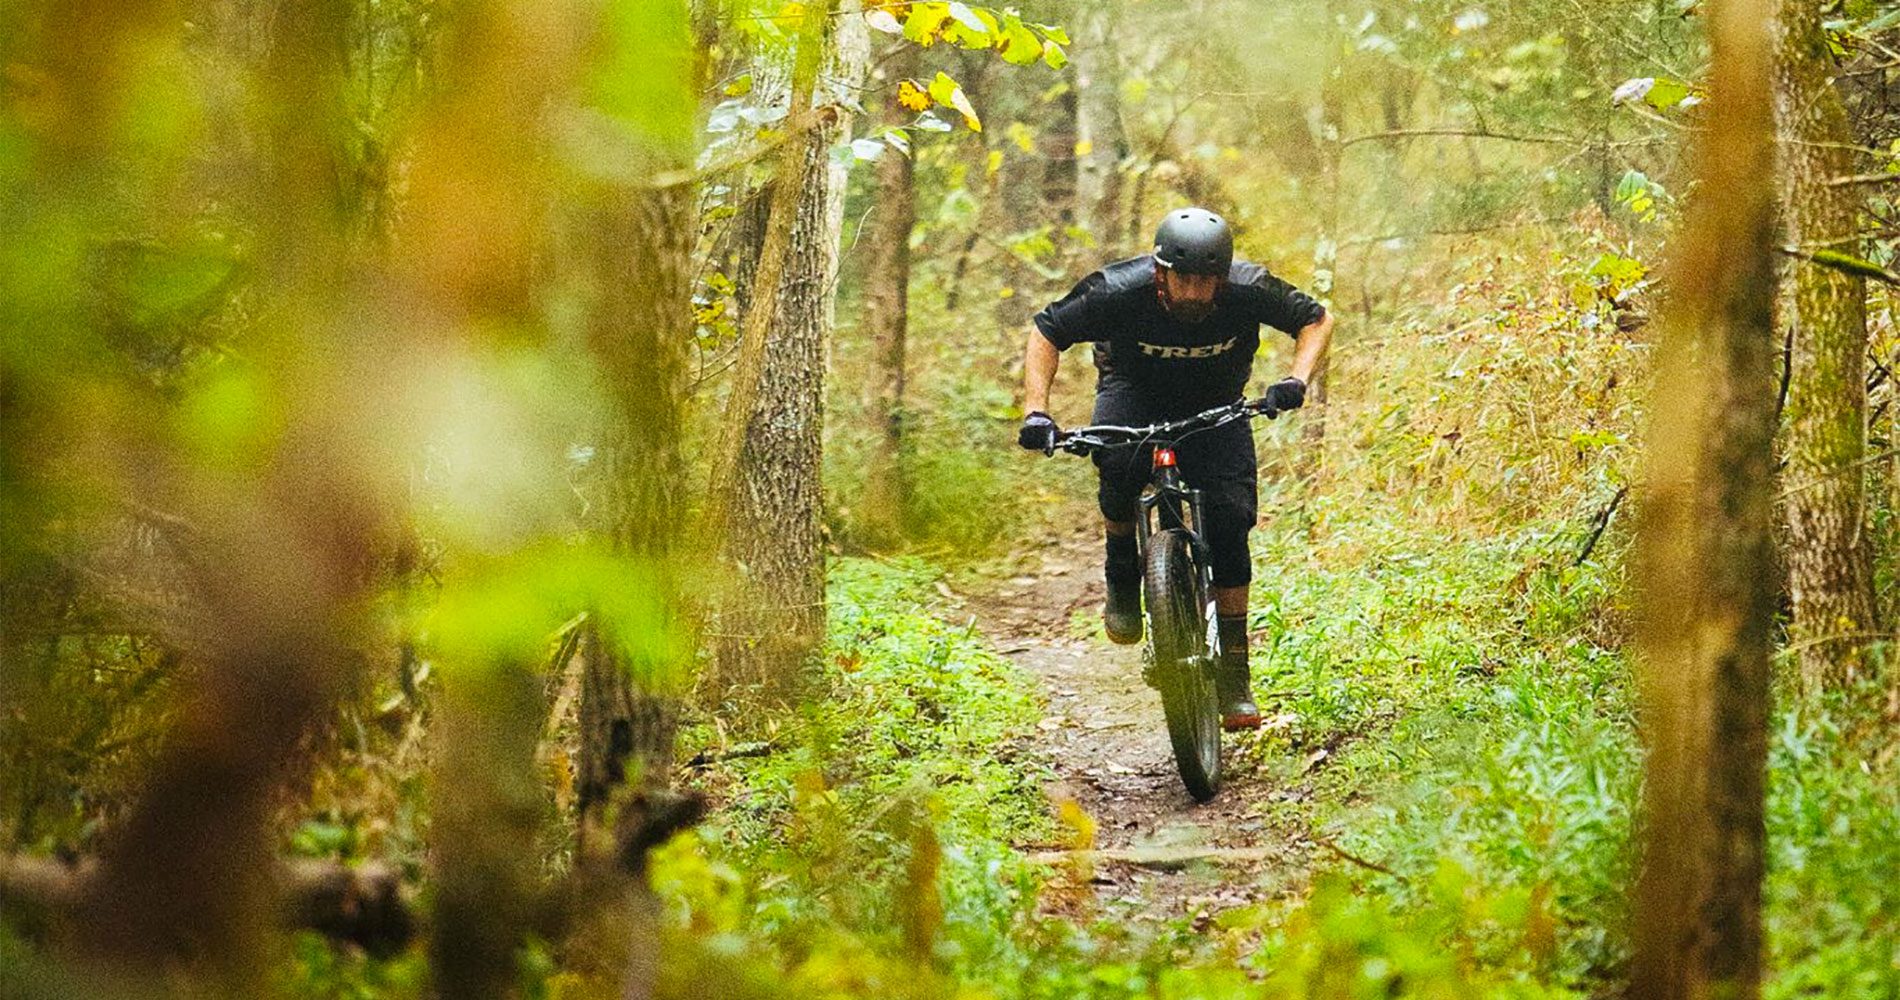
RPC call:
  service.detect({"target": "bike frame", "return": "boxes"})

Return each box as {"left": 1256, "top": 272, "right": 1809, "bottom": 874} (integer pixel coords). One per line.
{"left": 1054, "top": 397, "right": 1274, "bottom": 665}
{"left": 1134, "top": 448, "right": 1222, "bottom": 665}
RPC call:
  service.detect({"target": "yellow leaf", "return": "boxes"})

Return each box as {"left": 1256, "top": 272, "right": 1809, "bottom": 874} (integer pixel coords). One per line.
{"left": 948, "top": 86, "right": 982, "bottom": 131}
{"left": 997, "top": 287, "right": 1015, "bottom": 299}
{"left": 1055, "top": 796, "right": 1096, "bottom": 850}
{"left": 896, "top": 78, "right": 931, "bottom": 112}
{"left": 927, "top": 70, "right": 960, "bottom": 108}
{"left": 778, "top": 1, "right": 806, "bottom": 22}
{"left": 1073, "top": 138, "right": 1094, "bottom": 157}
{"left": 986, "top": 149, "right": 1003, "bottom": 175}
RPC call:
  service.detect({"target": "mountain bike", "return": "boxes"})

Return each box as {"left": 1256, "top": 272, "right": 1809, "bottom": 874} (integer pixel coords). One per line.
{"left": 1049, "top": 397, "right": 1280, "bottom": 803}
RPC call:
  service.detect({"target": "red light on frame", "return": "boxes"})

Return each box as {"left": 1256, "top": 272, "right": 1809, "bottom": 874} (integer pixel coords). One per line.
{"left": 1153, "top": 448, "right": 1178, "bottom": 468}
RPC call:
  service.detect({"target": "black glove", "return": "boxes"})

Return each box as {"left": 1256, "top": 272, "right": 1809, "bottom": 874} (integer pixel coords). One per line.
{"left": 1018, "top": 411, "right": 1058, "bottom": 452}
{"left": 1263, "top": 377, "right": 1306, "bottom": 415}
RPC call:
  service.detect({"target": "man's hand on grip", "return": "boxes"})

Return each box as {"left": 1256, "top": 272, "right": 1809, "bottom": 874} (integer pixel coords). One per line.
{"left": 1018, "top": 411, "right": 1058, "bottom": 452}
{"left": 1263, "top": 377, "right": 1306, "bottom": 414}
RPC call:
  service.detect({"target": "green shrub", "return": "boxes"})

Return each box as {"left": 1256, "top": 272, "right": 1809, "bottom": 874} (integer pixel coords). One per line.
{"left": 1763, "top": 665, "right": 1900, "bottom": 999}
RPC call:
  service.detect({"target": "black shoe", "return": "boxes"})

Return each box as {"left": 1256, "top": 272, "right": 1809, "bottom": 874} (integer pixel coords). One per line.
{"left": 1217, "top": 657, "right": 1262, "bottom": 731}
{"left": 1104, "top": 576, "right": 1142, "bottom": 644}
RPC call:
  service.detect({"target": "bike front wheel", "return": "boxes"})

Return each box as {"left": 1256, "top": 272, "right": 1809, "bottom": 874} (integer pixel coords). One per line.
{"left": 1144, "top": 528, "right": 1221, "bottom": 802}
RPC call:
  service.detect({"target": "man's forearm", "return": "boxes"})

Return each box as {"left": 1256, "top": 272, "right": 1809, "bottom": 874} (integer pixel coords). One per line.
{"left": 1023, "top": 328, "right": 1061, "bottom": 413}
{"left": 1288, "top": 312, "right": 1334, "bottom": 384}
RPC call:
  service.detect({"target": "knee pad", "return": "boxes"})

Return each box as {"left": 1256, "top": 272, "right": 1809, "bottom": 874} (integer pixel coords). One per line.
{"left": 1203, "top": 510, "right": 1253, "bottom": 588}
{"left": 1095, "top": 453, "right": 1143, "bottom": 523}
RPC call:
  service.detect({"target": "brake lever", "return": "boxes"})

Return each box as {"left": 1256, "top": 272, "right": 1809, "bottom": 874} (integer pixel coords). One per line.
{"left": 1246, "top": 397, "right": 1281, "bottom": 420}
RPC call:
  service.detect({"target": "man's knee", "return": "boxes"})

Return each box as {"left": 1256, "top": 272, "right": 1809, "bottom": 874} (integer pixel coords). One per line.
{"left": 1095, "top": 464, "right": 1142, "bottom": 523}
{"left": 1205, "top": 509, "right": 1253, "bottom": 588}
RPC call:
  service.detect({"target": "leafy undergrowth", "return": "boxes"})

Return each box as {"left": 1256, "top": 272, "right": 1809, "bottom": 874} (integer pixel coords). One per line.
{"left": 658, "top": 557, "right": 1590, "bottom": 999}
{"left": 1762, "top": 669, "right": 1900, "bottom": 999}
{"left": 1236, "top": 487, "right": 1639, "bottom": 995}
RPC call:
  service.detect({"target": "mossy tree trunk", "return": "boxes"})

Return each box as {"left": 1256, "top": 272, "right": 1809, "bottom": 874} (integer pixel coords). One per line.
{"left": 708, "top": 1, "right": 868, "bottom": 703}
{"left": 1628, "top": 0, "right": 1778, "bottom": 995}
{"left": 1775, "top": 0, "right": 1878, "bottom": 691}
{"left": 561, "top": 1, "right": 700, "bottom": 827}
{"left": 574, "top": 187, "right": 695, "bottom": 808}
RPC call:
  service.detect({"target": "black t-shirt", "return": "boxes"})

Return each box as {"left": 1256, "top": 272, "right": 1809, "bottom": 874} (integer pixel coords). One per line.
{"left": 1032, "top": 254, "right": 1327, "bottom": 416}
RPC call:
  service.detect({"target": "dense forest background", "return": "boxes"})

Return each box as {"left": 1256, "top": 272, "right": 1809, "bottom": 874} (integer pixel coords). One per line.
{"left": 5, "top": 0, "right": 1900, "bottom": 997}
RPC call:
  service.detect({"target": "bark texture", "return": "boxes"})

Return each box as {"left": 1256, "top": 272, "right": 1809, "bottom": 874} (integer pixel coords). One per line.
{"left": 709, "top": 1, "right": 868, "bottom": 700}
{"left": 715, "top": 120, "right": 843, "bottom": 699}
{"left": 1775, "top": 0, "right": 1877, "bottom": 690}
{"left": 1629, "top": 0, "right": 1778, "bottom": 996}
{"left": 702, "top": 0, "right": 829, "bottom": 554}
{"left": 857, "top": 40, "right": 918, "bottom": 549}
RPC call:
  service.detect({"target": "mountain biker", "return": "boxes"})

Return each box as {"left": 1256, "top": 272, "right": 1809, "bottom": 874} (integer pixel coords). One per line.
{"left": 1016, "top": 207, "right": 1334, "bottom": 731}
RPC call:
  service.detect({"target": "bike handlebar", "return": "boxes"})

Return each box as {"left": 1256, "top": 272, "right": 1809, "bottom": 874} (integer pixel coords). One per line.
{"left": 1048, "top": 397, "right": 1280, "bottom": 456}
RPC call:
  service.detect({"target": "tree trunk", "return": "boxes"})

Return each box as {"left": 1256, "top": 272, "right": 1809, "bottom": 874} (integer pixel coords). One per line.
{"left": 708, "top": 0, "right": 868, "bottom": 701}
{"left": 1776, "top": 0, "right": 1877, "bottom": 691}
{"left": 394, "top": 1, "right": 588, "bottom": 993}
{"left": 430, "top": 662, "right": 545, "bottom": 1000}
{"left": 1303, "top": 0, "right": 1344, "bottom": 458}
{"left": 1628, "top": 0, "right": 1778, "bottom": 996}
{"left": 1071, "top": 0, "right": 1126, "bottom": 248}
{"left": 566, "top": 0, "right": 700, "bottom": 814}
{"left": 574, "top": 174, "right": 695, "bottom": 809}
{"left": 858, "top": 40, "right": 917, "bottom": 550}
{"left": 702, "top": 0, "right": 830, "bottom": 552}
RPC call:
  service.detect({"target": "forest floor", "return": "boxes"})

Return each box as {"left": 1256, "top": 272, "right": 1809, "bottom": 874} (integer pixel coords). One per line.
{"left": 960, "top": 528, "right": 1323, "bottom": 931}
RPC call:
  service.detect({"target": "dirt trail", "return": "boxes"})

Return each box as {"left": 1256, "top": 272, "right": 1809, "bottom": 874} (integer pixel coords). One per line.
{"left": 961, "top": 529, "right": 1311, "bottom": 924}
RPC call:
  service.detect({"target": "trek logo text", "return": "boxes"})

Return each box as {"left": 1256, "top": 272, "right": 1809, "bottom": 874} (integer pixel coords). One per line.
{"left": 1136, "top": 337, "right": 1237, "bottom": 360}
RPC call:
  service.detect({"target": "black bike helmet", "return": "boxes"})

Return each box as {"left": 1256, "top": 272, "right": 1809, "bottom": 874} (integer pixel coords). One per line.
{"left": 1152, "top": 207, "right": 1233, "bottom": 276}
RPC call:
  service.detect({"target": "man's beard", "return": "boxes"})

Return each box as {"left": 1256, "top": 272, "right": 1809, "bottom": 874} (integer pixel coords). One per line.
{"left": 1166, "top": 299, "right": 1215, "bottom": 324}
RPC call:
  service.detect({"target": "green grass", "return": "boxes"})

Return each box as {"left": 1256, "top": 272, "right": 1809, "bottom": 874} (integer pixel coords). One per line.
{"left": 1763, "top": 667, "right": 1900, "bottom": 999}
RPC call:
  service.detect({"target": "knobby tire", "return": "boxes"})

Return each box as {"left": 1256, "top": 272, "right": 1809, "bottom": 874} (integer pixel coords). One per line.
{"left": 1145, "top": 528, "right": 1221, "bottom": 802}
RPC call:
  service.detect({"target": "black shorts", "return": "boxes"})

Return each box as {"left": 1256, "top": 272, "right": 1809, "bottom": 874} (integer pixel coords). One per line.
{"left": 1090, "top": 379, "right": 1258, "bottom": 587}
